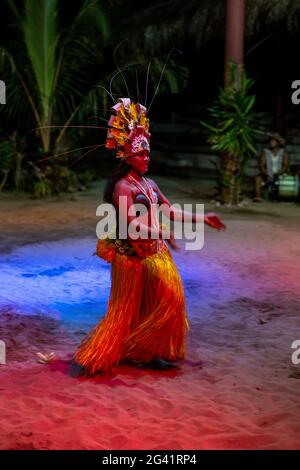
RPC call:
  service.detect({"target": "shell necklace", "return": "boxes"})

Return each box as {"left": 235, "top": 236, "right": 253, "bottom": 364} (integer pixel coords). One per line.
{"left": 126, "top": 173, "right": 160, "bottom": 230}
{"left": 126, "top": 173, "right": 156, "bottom": 203}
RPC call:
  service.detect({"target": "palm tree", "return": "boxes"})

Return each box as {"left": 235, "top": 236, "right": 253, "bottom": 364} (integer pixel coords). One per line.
{"left": 125, "top": 0, "right": 300, "bottom": 205}
{"left": 123, "top": 0, "right": 300, "bottom": 51}
{"left": 0, "top": 0, "right": 110, "bottom": 157}
{"left": 0, "top": 0, "right": 188, "bottom": 163}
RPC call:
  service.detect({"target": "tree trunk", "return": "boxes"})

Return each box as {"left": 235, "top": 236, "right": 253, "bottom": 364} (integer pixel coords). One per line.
{"left": 224, "top": 0, "right": 245, "bottom": 86}
{"left": 221, "top": 152, "right": 240, "bottom": 205}
{"left": 0, "top": 169, "right": 10, "bottom": 192}
{"left": 221, "top": 0, "right": 245, "bottom": 204}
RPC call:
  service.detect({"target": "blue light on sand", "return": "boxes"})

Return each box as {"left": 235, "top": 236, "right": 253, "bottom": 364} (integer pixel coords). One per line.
{"left": 0, "top": 238, "right": 111, "bottom": 330}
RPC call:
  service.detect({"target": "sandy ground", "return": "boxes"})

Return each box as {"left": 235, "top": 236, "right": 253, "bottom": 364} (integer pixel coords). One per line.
{"left": 0, "top": 176, "right": 300, "bottom": 450}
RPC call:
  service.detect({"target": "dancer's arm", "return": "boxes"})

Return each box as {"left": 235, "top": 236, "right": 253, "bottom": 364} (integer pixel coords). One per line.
{"left": 147, "top": 178, "right": 226, "bottom": 231}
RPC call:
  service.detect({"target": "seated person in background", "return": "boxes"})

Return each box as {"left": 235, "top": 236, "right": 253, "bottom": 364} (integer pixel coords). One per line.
{"left": 253, "top": 133, "right": 289, "bottom": 202}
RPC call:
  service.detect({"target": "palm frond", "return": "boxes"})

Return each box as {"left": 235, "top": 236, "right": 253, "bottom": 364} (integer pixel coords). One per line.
{"left": 202, "top": 64, "right": 265, "bottom": 162}
{"left": 23, "top": 0, "right": 58, "bottom": 120}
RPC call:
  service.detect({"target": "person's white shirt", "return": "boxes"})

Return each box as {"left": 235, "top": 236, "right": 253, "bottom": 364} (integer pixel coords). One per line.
{"left": 271, "top": 153, "right": 281, "bottom": 174}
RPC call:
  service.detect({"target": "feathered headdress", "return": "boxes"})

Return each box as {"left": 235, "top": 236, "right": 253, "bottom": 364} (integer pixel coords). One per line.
{"left": 105, "top": 98, "right": 150, "bottom": 159}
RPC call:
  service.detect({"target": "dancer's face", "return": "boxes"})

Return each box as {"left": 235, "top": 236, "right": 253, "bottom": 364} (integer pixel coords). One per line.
{"left": 126, "top": 150, "right": 150, "bottom": 175}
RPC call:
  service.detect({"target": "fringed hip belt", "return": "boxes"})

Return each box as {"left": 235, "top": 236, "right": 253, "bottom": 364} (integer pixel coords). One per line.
{"left": 96, "top": 237, "right": 165, "bottom": 263}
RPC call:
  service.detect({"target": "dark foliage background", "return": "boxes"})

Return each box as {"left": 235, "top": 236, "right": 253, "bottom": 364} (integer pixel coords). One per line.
{"left": 0, "top": 0, "right": 300, "bottom": 195}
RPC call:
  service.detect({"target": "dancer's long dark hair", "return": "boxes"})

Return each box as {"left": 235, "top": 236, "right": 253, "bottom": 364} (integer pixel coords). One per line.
{"left": 103, "top": 160, "right": 130, "bottom": 203}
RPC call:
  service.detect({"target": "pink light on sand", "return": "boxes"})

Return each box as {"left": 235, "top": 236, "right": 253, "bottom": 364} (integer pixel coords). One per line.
{"left": 0, "top": 220, "right": 300, "bottom": 450}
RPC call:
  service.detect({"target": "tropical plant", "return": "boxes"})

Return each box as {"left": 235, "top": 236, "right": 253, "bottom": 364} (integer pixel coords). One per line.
{"left": 0, "top": 139, "right": 13, "bottom": 191}
{"left": 27, "top": 161, "right": 89, "bottom": 197}
{"left": 0, "top": 0, "right": 188, "bottom": 196}
{"left": 78, "top": 169, "right": 96, "bottom": 189}
{"left": 201, "top": 64, "right": 265, "bottom": 204}
{"left": 0, "top": 0, "right": 110, "bottom": 158}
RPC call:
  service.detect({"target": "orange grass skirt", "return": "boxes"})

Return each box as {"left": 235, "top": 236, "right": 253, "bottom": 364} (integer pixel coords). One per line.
{"left": 74, "top": 238, "right": 190, "bottom": 375}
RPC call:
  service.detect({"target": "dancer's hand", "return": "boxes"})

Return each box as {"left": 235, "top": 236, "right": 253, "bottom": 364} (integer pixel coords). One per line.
{"left": 204, "top": 212, "right": 226, "bottom": 231}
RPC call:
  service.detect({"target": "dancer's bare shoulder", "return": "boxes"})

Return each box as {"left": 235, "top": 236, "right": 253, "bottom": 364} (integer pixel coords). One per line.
{"left": 145, "top": 177, "right": 171, "bottom": 206}
{"left": 112, "top": 177, "right": 135, "bottom": 207}
{"left": 114, "top": 177, "right": 132, "bottom": 193}
{"left": 145, "top": 176, "right": 156, "bottom": 185}
{"left": 145, "top": 177, "right": 159, "bottom": 191}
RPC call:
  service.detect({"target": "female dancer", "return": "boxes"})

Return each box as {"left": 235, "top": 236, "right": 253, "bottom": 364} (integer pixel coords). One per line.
{"left": 73, "top": 98, "right": 225, "bottom": 376}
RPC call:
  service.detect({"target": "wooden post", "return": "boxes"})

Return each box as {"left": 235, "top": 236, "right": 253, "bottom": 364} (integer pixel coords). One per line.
{"left": 221, "top": 0, "right": 246, "bottom": 204}
{"left": 224, "top": 0, "right": 245, "bottom": 87}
